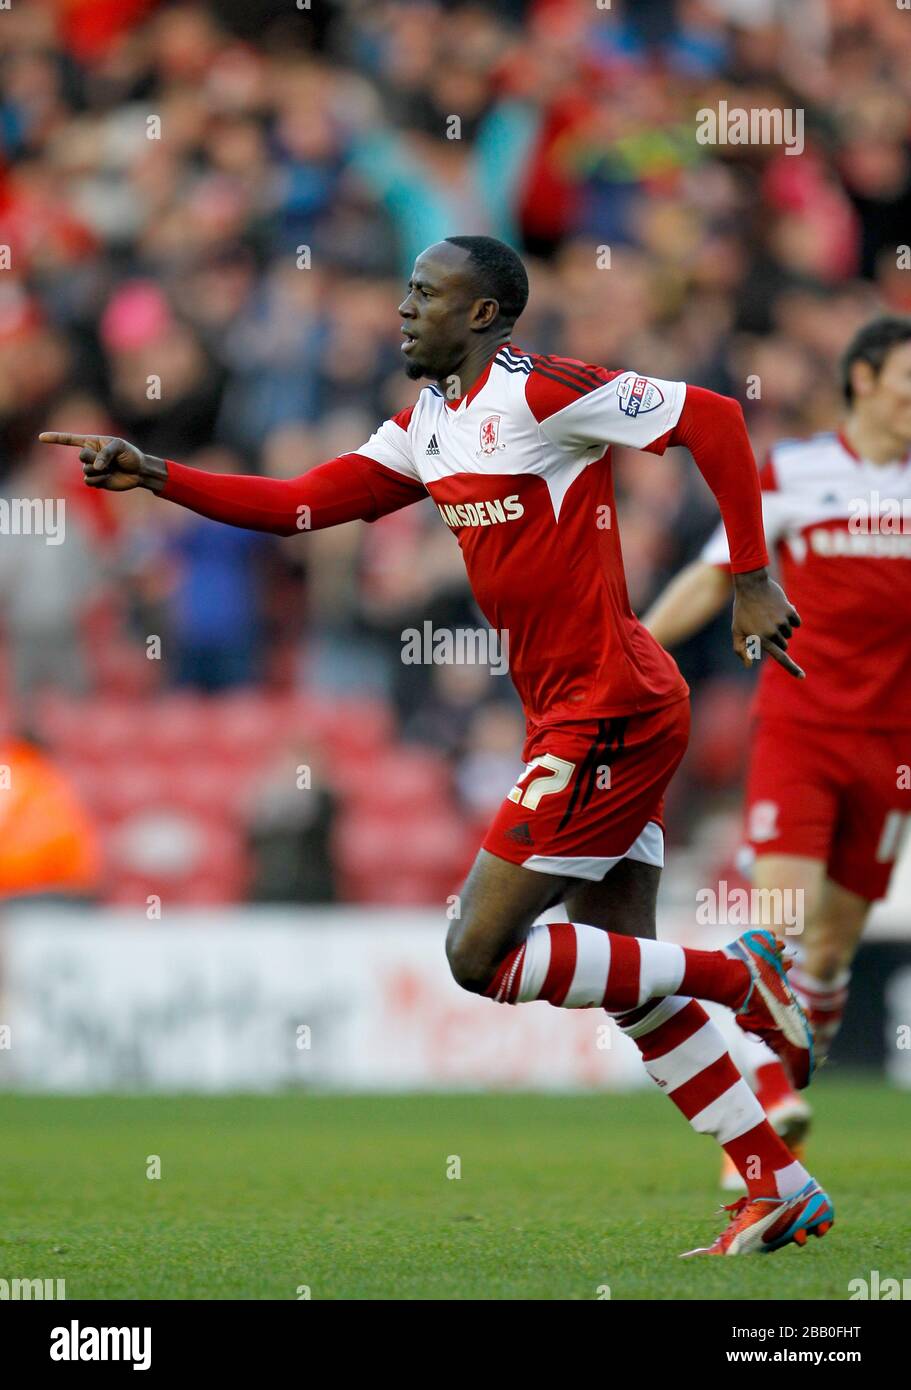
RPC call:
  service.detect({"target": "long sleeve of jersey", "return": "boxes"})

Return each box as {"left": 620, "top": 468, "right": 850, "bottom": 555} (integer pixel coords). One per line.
{"left": 531, "top": 367, "right": 768, "bottom": 575}
{"left": 158, "top": 451, "right": 428, "bottom": 536}
{"left": 700, "top": 454, "right": 789, "bottom": 571}
{"left": 662, "top": 386, "right": 769, "bottom": 574}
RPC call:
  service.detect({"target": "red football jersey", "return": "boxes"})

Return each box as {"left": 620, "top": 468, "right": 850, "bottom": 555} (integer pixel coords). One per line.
{"left": 357, "top": 346, "right": 691, "bottom": 727}
{"left": 702, "top": 430, "right": 911, "bottom": 729}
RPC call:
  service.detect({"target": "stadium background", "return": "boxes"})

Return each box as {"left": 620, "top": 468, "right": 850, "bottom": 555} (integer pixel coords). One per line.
{"left": 0, "top": 0, "right": 909, "bottom": 1093}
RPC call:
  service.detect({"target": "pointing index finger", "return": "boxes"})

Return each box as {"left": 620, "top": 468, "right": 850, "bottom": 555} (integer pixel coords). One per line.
{"left": 38, "top": 432, "right": 91, "bottom": 448}
{"left": 762, "top": 636, "right": 805, "bottom": 680}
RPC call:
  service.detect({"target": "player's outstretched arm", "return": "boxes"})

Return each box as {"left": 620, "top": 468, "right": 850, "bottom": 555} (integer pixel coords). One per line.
{"left": 38, "top": 433, "right": 426, "bottom": 534}
{"left": 642, "top": 560, "right": 733, "bottom": 648}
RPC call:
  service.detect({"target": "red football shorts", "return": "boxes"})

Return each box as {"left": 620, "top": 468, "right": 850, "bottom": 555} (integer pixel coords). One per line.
{"left": 483, "top": 696, "right": 691, "bottom": 880}
{"left": 744, "top": 719, "right": 911, "bottom": 901}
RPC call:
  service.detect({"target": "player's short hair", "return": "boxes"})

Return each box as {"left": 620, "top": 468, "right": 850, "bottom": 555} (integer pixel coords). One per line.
{"left": 445, "top": 235, "right": 529, "bottom": 326}
{"left": 840, "top": 316, "right": 911, "bottom": 403}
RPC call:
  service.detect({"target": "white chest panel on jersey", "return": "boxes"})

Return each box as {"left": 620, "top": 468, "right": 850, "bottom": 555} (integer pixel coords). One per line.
{"left": 358, "top": 348, "right": 686, "bottom": 526}
{"left": 702, "top": 432, "right": 911, "bottom": 565}
{"left": 409, "top": 354, "right": 603, "bottom": 523}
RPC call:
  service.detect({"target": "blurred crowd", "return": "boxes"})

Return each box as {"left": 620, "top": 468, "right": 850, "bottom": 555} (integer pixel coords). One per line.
{"left": 1, "top": 0, "right": 910, "bottom": 903}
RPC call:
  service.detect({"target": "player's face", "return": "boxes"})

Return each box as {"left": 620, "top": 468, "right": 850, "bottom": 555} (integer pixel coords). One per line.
{"left": 865, "top": 341, "right": 911, "bottom": 443}
{"left": 397, "top": 243, "right": 490, "bottom": 382}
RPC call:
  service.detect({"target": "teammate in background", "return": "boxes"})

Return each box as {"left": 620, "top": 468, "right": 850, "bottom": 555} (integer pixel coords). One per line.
{"left": 41, "top": 236, "right": 834, "bottom": 1255}
{"left": 643, "top": 317, "right": 911, "bottom": 1187}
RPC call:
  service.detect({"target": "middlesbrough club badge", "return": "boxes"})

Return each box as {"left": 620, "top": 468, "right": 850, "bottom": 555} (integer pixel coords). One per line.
{"left": 478, "top": 414, "right": 502, "bottom": 455}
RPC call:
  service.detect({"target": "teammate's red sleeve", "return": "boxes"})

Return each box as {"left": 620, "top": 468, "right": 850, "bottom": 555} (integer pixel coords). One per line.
{"left": 157, "top": 452, "right": 428, "bottom": 535}
{"left": 757, "top": 451, "right": 779, "bottom": 492}
{"left": 660, "top": 386, "right": 769, "bottom": 575}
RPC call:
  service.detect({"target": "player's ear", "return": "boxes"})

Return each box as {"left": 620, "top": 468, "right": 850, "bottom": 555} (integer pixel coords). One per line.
{"left": 470, "top": 297, "right": 499, "bottom": 331}
{"left": 849, "top": 359, "right": 876, "bottom": 401}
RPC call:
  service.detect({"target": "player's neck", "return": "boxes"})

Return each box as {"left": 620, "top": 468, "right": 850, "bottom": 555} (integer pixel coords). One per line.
{"left": 437, "top": 335, "right": 510, "bottom": 400}
{"left": 842, "top": 415, "right": 911, "bottom": 466}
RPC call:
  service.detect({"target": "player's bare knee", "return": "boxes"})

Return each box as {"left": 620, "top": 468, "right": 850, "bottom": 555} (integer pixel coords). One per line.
{"left": 445, "top": 922, "right": 495, "bottom": 994}
{"left": 448, "top": 945, "right": 494, "bottom": 994}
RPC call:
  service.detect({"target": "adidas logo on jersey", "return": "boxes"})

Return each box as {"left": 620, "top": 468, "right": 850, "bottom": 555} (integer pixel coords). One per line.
{"left": 425, "top": 434, "right": 440, "bottom": 456}
{"left": 504, "top": 821, "right": 534, "bottom": 846}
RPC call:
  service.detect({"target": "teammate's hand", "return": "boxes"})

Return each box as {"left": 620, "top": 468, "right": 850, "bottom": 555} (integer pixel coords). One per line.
{"left": 731, "top": 568, "right": 804, "bottom": 679}
{"left": 38, "top": 433, "right": 149, "bottom": 491}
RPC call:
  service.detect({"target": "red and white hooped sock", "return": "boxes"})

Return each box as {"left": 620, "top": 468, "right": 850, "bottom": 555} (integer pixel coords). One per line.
{"left": 483, "top": 921, "right": 749, "bottom": 1012}
{"left": 755, "top": 1058, "right": 800, "bottom": 1113}
{"left": 611, "top": 996, "right": 810, "bottom": 1199}
{"left": 789, "top": 966, "right": 850, "bottom": 1059}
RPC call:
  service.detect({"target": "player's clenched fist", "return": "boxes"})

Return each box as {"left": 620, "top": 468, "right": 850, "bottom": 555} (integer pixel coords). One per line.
{"left": 38, "top": 433, "right": 167, "bottom": 492}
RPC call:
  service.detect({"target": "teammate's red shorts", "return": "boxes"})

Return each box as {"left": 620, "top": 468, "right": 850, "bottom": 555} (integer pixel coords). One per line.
{"left": 744, "top": 719, "right": 911, "bottom": 901}
{"left": 483, "top": 696, "right": 690, "bottom": 881}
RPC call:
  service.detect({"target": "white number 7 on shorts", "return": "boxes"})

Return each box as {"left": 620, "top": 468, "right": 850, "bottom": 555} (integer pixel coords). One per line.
{"left": 507, "top": 754, "right": 575, "bottom": 810}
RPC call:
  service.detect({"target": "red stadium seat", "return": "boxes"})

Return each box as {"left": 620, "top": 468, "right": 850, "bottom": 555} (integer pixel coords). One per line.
{"left": 54, "top": 756, "right": 113, "bottom": 808}
{"left": 103, "top": 866, "right": 247, "bottom": 907}
{"left": 335, "top": 746, "right": 450, "bottom": 808}
{"left": 333, "top": 806, "right": 475, "bottom": 903}
{"left": 177, "top": 872, "right": 248, "bottom": 905}
{"left": 161, "top": 758, "right": 260, "bottom": 816}
{"left": 345, "top": 872, "right": 460, "bottom": 906}
{"left": 314, "top": 697, "right": 395, "bottom": 756}
{"left": 35, "top": 693, "right": 143, "bottom": 757}
{"left": 101, "top": 809, "right": 249, "bottom": 906}
{"left": 203, "top": 689, "right": 293, "bottom": 763}
{"left": 139, "top": 693, "right": 216, "bottom": 761}
{"left": 91, "top": 761, "right": 173, "bottom": 818}
{"left": 36, "top": 683, "right": 475, "bottom": 906}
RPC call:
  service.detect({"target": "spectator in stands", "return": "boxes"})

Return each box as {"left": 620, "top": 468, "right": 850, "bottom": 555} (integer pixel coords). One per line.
{"left": 245, "top": 743, "right": 337, "bottom": 903}
{"left": 0, "top": 727, "right": 102, "bottom": 904}
{"left": 0, "top": 450, "right": 106, "bottom": 698}
{"left": 155, "top": 447, "right": 274, "bottom": 691}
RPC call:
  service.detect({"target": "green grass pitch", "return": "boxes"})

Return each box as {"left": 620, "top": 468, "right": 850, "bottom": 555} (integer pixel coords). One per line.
{"left": 0, "top": 1078, "right": 905, "bottom": 1299}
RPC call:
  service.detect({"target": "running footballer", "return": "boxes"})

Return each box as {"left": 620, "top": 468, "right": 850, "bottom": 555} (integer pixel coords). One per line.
{"left": 40, "top": 235, "right": 833, "bottom": 1256}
